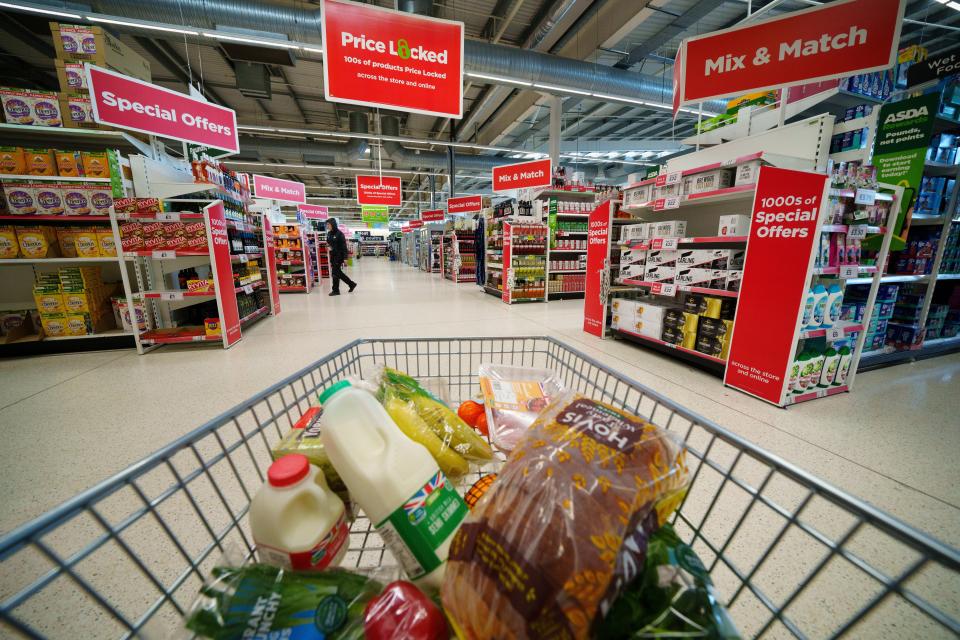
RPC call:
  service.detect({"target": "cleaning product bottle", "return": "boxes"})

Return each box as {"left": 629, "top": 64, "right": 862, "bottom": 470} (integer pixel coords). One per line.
{"left": 810, "top": 284, "right": 828, "bottom": 329}
{"left": 250, "top": 454, "right": 349, "bottom": 571}
{"left": 793, "top": 351, "right": 812, "bottom": 394}
{"left": 318, "top": 380, "right": 468, "bottom": 590}
{"left": 834, "top": 346, "right": 853, "bottom": 386}
{"left": 819, "top": 347, "right": 840, "bottom": 387}
{"left": 825, "top": 284, "right": 844, "bottom": 327}
{"left": 801, "top": 288, "right": 816, "bottom": 328}
{"left": 806, "top": 347, "right": 825, "bottom": 390}
{"left": 787, "top": 352, "right": 803, "bottom": 393}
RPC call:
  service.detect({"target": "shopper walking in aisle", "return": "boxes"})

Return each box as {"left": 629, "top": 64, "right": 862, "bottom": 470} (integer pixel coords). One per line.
{"left": 326, "top": 219, "right": 357, "bottom": 296}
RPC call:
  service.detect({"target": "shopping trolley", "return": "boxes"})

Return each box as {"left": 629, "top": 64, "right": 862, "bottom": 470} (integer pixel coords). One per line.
{"left": 0, "top": 337, "right": 957, "bottom": 639}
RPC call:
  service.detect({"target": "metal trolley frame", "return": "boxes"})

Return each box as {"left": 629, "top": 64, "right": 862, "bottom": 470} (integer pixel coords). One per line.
{"left": 0, "top": 337, "right": 957, "bottom": 639}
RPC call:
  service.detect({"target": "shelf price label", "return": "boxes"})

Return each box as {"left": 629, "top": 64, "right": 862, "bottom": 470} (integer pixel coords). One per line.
{"left": 160, "top": 291, "right": 183, "bottom": 301}
{"left": 854, "top": 189, "right": 877, "bottom": 206}
{"left": 242, "top": 285, "right": 254, "bottom": 295}
{"left": 655, "top": 171, "right": 681, "bottom": 187}
{"left": 839, "top": 264, "right": 859, "bottom": 279}
{"left": 650, "top": 237, "right": 679, "bottom": 250}
{"left": 238, "top": 254, "right": 249, "bottom": 263}
{"left": 280, "top": 260, "right": 291, "bottom": 265}
{"left": 651, "top": 282, "right": 677, "bottom": 296}
{"left": 826, "top": 326, "right": 845, "bottom": 342}
{"left": 152, "top": 250, "right": 175, "bottom": 259}
{"left": 158, "top": 212, "right": 180, "bottom": 222}
{"left": 847, "top": 225, "right": 868, "bottom": 240}
{"left": 191, "top": 335, "right": 207, "bottom": 342}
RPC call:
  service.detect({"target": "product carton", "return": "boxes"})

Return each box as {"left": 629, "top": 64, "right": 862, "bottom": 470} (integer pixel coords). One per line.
{"left": 33, "top": 289, "right": 64, "bottom": 315}
{"left": 654, "top": 220, "right": 687, "bottom": 238}
{"left": 96, "top": 230, "right": 117, "bottom": 257}
{"left": 630, "top": 317, "right": 664, "bottom": 339}
{"left": 34, "top": 184, "right": 65, "bottom": 215}
{"left": 40, "top": 313, "right": 68, "bottom": 337}
{"left": 619, "top": 224, "right": 646, "bottom": 243}
{"left": 184, "top": 220, "right": 208, "bottom": 251}
{"left": 0, "top": 226, "right": 18, "bottom": 258}
{"left": 65, "top": 313, "right": 90, "bottom": 336}
{"left": 56, "top": 227, "right": 77, "bottom": 257}
{"left": 89, "top": 185, "right": 113, "bottom": 216}
{"left": 63, "top": 291, "right": 90, "bottom": 313}
{"left": 118, "top": 220, "right": 143, "bottom": 252}
{"left": 54, "top": 60, "right": 88, "bottom": 93}
{"left": 675, "top": 268, "right": 726, "bottom": 289}
{"left": 24, "top": 148, "right": 56, "bottom": 176}
{"left": 661, "top": 325, "right": 683, "bottom": 345}
{"left": 698, "top": 317, "right": 734, "bottom": 341}
{"left": 718, "top": 214, "right": 750, "bottom": 236}
{"left": 80, "top": 151, "right": 111, "bottom": 178}
{"left": 655, "top": 182, "right": 681, "bottom": 199}
{"left": 662, "top": 307, "right": 687, "bottom": 330}
{"left": 619, "top": 246, "right": 646, "bottom": 265}
{"left": 61, "top": 185, "right": 92, "bottom": 215}
{"left": 141, "top": 221, "right": 166, "bottom": 252}
{"left": 3, "top": 183, "right": 38, "bottom": 215}
{"left": 0, "top": 88, "right": 62, "bottom": 127}
{"left": 60, "top": 95, "right": 97, "bottom": 129}
{"left": 55, "top": 150, "right": 83, "bottom": 176}
{"left": 16, "top": 227, "right": 58, "bottom": 258}
{"left": 163, "top": 221, "right": 188, "bottom": 250}
{"left": 72, "top": 228, "right": 100, "bottom": 257}
{"left": 677, "top": 249, "right": 727, "bottom": 269}
{"left": 617, "top": 264, "right": 645, "bottom": 281}
{"left": 734, "top": 160, "right": 763, "bottom": 186}
{"left": 688, "top": 169, "right": 734, "bottom": 195}
{"left": 643, "top": 264, "right": 675, "bottom": 283}
{"left": 0, "top": 146, "right": 26, "bottom": 174}
{"left": 726, "top": 270, "right": 743, "bottom": 292}
{"left": 50, "top": 23, "right": 152, "bottom": 82}
{"left": 646, "top": 249, "right": 678, "bottom": 267}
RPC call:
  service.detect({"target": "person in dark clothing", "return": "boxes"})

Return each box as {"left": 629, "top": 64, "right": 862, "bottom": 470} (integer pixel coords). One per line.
{"left": 326, "top": 219, "right": 357, "bottom": 296}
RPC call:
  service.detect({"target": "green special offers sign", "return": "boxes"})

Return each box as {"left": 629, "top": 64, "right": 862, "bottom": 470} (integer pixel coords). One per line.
{"left": 872, "top": 93, "right": 939, "bottom": 250}
{"left": 361, "top": 205, "right": 389, "bottom": 224}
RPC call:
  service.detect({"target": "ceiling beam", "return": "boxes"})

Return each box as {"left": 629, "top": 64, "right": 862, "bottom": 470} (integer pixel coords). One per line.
{"left": 613, "top": 0, "right": 726, "bottom": 70}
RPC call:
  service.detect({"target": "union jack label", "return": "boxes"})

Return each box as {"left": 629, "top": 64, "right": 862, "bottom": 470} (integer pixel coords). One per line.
{"left": 403, "top": 472, "right": 446, "bottom": 524}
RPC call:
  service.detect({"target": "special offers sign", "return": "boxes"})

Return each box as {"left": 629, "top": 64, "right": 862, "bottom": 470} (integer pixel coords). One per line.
{"left": 356, "top": 175, "right": 402, "bottom": 206}
{"left": 675, "top": 0, "right": 904, "bottom": 107}
{"left": 321, "top": 0, "right": 464, "bottom": 119}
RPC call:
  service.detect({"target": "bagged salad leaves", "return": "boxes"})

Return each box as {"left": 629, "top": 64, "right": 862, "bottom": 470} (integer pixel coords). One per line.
{"left": 374, "top": 366, "right": 494, "bottom": 465}
{"left": 594, "top": 523, "right": 741, "bottom": 639}
{"left": 477, "top": 363, "right": 565, "bottom": 452}
{"left": 442, "top": 392, "right": 690, "bottom": 640}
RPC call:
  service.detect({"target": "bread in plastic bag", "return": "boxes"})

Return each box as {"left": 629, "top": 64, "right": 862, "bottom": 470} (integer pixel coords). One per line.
{"left": 374, "top": 366, "right": 494, "bottom": 464}
{"left": 441, "top": 392, "right": 690, "bottom": 640}
{"left": 477, "top": 363, "right": 565, "bottom": 452}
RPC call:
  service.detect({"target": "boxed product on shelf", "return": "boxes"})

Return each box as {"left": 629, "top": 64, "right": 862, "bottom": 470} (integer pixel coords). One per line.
{"left": 34, "top": 185, "right": 64, "bottom": 215}
{"left": 734, "top": 160, "right": 763, "bottom": 186}
{"left": 0, "top": 226, "right": 18, "bottom": 258}
{"left": 886, "top": 322, "right": 921, "bottom": 348}
{"left": 16, "top": 226, "right": 59, "bottom": 258}
{"left": 643, "top": 264, "right": 676, "bottom": 283}
{"left": 184, "top": 220, "right": 208, "bottom": 251}
{"left": 622, "top": 184, "right": 652, "bottom": 206}
{"left": 25, "top": 149, "right": 56, "bottom": 176}
{"left": 3, "top": 183, "right": 37, "bottom": 215}
{"left": 0, "top": 88, "right": 63, "bottom": 127}
{"left": 80, "top": 151, "right": 111, "bottom": 178}
{"left": 655, "top": 220, "right": 687, "bottom": 237}
{"left": 54, "top": 60, "right": 87, "bottom": 93}
{"left": 50, "top": 23, "right": 152, "bottom": 82}
{"left": 619, "top": 246, "right": 646, "bottom": 266}
{"left": 687, "top": 169, "right": 734, "bottom": 195}
{"left": 726, "top": 270, "right": 742, "bottom": 292}
{"left": 647, "top": 249, "right": 678, "bottom": 267}
{"left": 55, "top": 150, "right": 82, "bottom": 176}
{"left": 60, "top": 95, "right": 96, "bottom": 129}
{"left": 718, "top": 214, "right": 750, "bottom": 236}
{"left": 73, "top": 228, "right": 100, "bottom": 257}
{"left": 618, "top": 263, "right": 645, "bottom": 280}
{"left": 676, "top": 268, "right": 726, "bottom": 289}
{"left": 0, "top": 146, "right": 26, "bottom": 174}
{"left": 117, "top": 220, "right": 142, "bottom": 252}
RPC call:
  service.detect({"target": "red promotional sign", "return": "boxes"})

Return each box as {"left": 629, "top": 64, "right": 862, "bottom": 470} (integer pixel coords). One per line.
{"left": 407, "top": 219, "right": 423, "bottom": 229}
{"left": 421, "top": 209, "right": 444, "bottom": 222}
{"left": 263, "top": 221, "right": 282, "bottom": 316}
{"left": 492, "top": 158, "right": 552, "bottom": 192}
{"left": 502, "top": 221, "right": 512, "bottom": 304}
{"left": 583, "top": 200, "right": 613, "bottom": 337}
{"left": 85, "top": 65, "right": 239, "bottom": 153}
{"left": 321, "top": 0, "right": 464, "bottom": 119}
{"left": 447, "top": 195, "right": 482, "bottom": 214}
{"left": 677, "top": 0, "right": 904, "bottom": 105}
{"left": 356, "top": 175, "right": 402, "bottom": 206}
{"left": 724, "top": 167, "right": 828, "bottom": 405}
{"left": 205, "top": 202, "right": 242, "bottom": 346}
{"left": 253, "top": 175, "right": 306, "bottom": 204}
{"left": 298, "top": 204, "right": 329, "bottom": 220}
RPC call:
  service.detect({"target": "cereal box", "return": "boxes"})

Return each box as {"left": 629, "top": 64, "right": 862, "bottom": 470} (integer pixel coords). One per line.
{"left": 63, "top": 291, "right": 90, "bottom": 313}
{"left": 118, "top": 220, "right": 143, "bottom": 252}
{"left": 40, "top": 313, "right": 68, "bottom": 337}
{"left": 73, "top": 228, "right": 100, "bottom": 257}
{"left": 25, "top": 148, "right": 56, "bottom": 176}
{"left": 88, "top": 186, "right": 112, "bottom": 216}
{"left": 55, "top": 60, "right": 87, "bottom": 92}
{"left": 34, "top": 185, "right": 65, "bottom": 215}
{"left": 204, "top": 318, "right": 222, "bottom": 337}
{"left": 80, "top": 151, "right": 110, "bottom": 178}
{"left": 56, "top": 227, "right": 78, "bottom": 257}
{"left": 3, "top": 183, "right": 38, "bottom": 215}
{"left": 62, "top": 186, "right": 92, "bottom": 215}
{"left": 31, "top": 93, "right": 63, "bottom": 127}
{"left": 50, "top": 24, "right": 152, "bottom": 82}
{"left": 33, "top": 289, "right": 64, "bottom": 314}
{"left": 1, "top": 88, "right": 37, "bottom": 124}
{"left": 96, "top": 230, "right": 116, "bottom": 257}
{"left": 17, "top": 227, "right": 57, "bottom": 258}
{"left": 65, "top": 314, "right": 90, "bottom": 336}
{"left": 0, "top": 147, "right": 25, "bottom": 174}
{"left": 0, "top": 226, "right": 18, "bottom": 258}
{"left": 60, "top": 95, "right": 97, "bottom": 129}
{"left": 54, "top": 150, "right": 82, "bottom": 176}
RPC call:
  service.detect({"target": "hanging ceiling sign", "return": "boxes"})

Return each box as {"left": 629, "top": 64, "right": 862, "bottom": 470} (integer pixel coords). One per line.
{"left": 492, "top": 158, "right": 552, "bottom": 193}
{"left": 674, "top": 0, "right": 905, "bottom": 107}
{"left": 298, "top": 204, "right": 329, "bottom": 220}
{"left": 253, "top": 175, "right": 306, "bottom": 204}
{"left": 320, "top": 0, "right": 464, "bottom": 119}
{"left": 421, "top": 208, "right": 444, "bottom": 222}
{"left": 85, "top": 64, "right": 239, "bottom": 153}
{"left": 447, "top": 195, "right": 482, "bottom": 214}
{"left": 361, "top": 205, "right": 389, "bottom": 224}
{"left": 408, "top": 219, "right": 424, "bottom": 229}
{"left": 356, "top": 175, "right": 402, "bottom": 206}
{"left": 906, "top": 44, "right": 960, "bottom": 88}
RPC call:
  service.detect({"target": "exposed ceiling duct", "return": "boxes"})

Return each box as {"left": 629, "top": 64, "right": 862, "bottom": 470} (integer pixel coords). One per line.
{"left": 60, "top": 0, "right": 711, "bottom": 108}
{"left": 237, "top": 111, "right": 369, "bottom": 162}
{"left": 380, "top": 116, "right": 513, "bottom": 172}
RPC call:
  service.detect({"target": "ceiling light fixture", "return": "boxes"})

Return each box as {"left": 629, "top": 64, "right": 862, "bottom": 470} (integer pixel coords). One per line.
{"left": 301, "top": 47, "right": 324, "bottom": 54}
{"left": 591, "top": 93, "right": 648, "bottom": 106}
{"left": 203, "top": 32, "right": 301, "bottom": 49}
{"left": 534, "top": 83, "right": 592, "bottom": 96}
{"left": 237, "top": 125, "right": 278, "bottom": 131}
{"left": 466, "top": 72, "right": 532, "bottom": 86}
{"left": 0, "top": 2, "right": 81, "bottom": 18}
{"left": 87, "top": 16, "right": 199, "bottom": 35}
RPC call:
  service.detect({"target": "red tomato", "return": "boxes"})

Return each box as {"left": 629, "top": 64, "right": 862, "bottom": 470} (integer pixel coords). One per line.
{"left": 363, "top": 581, "right": 448, "bottom": 640}
{"left": 474, "top": 412, "right": 489, "bottom": 437}
{"left": 457, "top": 400, "right": 484, "bottom": 427}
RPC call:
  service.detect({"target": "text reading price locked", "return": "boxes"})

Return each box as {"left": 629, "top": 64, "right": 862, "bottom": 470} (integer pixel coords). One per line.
{"left": 753, "top": 194, "right": 820, "bottom": 239}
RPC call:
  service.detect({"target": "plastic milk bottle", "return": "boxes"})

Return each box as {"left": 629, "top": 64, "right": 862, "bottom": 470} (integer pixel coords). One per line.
{"left": 319, "top": 380, "right": 468, "bottom": 590}
{"left": 251, "top": 454, "right": 349, "bottom": 571}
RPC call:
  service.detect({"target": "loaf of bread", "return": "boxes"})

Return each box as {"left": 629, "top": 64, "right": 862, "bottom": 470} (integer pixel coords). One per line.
{"left": 441, "top": 393, "right": 689, "bottom": 639}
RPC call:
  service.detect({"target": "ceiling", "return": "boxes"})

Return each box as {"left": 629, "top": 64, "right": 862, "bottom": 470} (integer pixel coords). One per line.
{"left": 1, "top": 0, "right": 957, "bottom": 222}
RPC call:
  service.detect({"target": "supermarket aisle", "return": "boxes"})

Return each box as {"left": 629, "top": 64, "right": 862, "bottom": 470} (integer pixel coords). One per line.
{"left": 0, "top": 258, "right": 958, "bottom": 549}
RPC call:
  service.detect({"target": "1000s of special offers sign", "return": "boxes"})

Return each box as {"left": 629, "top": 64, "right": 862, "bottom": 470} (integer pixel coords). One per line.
{"left": 321, "top": 0, "right": 464, "bottom": 118}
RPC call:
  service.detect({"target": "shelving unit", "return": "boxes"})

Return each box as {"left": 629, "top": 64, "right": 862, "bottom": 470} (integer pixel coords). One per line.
{"left": 418, "top": 227, "right": 443, "bottom": 273}
{"left": 360, "top": 240, "right": 388, "bottom": 257}
{"left": 272, "top": 223, "right": 312, "bottom": 293}
{"left": 441, "top": 230, "right": 476, "bottom": 283}
{"left": 500, "top": 221, "right": 548, "bottom": 304}
{"left": 543, "top": 190, "right": 593, "bottom": 300}
{"left": 308, "top": 232, "right": 330, "bottom": 288}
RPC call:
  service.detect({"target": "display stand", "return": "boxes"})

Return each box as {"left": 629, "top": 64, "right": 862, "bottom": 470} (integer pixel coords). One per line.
{"left": 500, "top": 221, "right": 547, "bottom": 304}
{"left": 309, "top": 232, "right": 330, "bottom": 288}
{"left": 541, "top": 190, "right": 595, "bottom": 300}
{"left": 441, "top": 230, "right": 476, "bottom": 283}
{"left": 272, "top": 223, "right": 312, "bottom": 293}
{"left": 483, "top": 214, "right": 505, "bottom": 298}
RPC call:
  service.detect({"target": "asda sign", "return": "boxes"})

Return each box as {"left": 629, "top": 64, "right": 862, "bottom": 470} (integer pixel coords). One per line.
{"left": 322, "top": 0, "right": 464, "bottom": 118}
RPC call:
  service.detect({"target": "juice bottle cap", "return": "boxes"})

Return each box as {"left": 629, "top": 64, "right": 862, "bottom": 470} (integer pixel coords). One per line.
{"left": 267, "top": 454, "right": 310, "bottom": 487}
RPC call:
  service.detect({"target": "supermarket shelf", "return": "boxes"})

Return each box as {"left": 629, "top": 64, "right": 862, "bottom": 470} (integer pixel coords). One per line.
{"left": 555, "top": 231, "right": 587, "bottom": 237}
{"left": 821, "top": 224, "right": 886, "bottom": 234}
{"left": 117, "top": 212, "right": 205, "bottom": 221}
{"left": 0, "top": 174, "right": 111, "bottom": 183}
{"left": 235, "top": 281, "right": 265, "bottom": 294}
{"left": 621, "top": 235, "right": 748, "bottom": 249}
{"left": 138, "top": 290, "right": 215, "bottom": 299}
{"left": 0, "top": 123, "right": 149, "bottom": 153}
{"left": 44, "top": 329, "right": 134, "bottom": 341}
{"left": 548, "top": 290, "right": 585, "bottom": 299}
{"left": 0, "top": 257, "right": 117, "bottom": 264}
{"left": 621, "top": 184, "right": 755, "bottom": 214}
{"left": 551, "top": 248, "right": 587, "bottom": 253}
{"left": 551, "top": 269, "right": 585, "bottom": 274}
{"left": 554, "top": 213, "right": 590, "bottom": 218}
{"left": 279, "top": 286, "right": 308, "bottom": 292}
{"left": 231, "top": 252, "right": 263, "bottom": 263}
{"left": 483, "top": 285, "right": 503, "bottom": 297}
{"left": 924, "top": 161, "right": 959, "bottom": 177}
{"left": 680, "top": 285, "right": 738, "bottom": 298}
{"left": 911, "top": 215, "right": 946, "bottom": 226}
{"left": 0, "top": 215, "right": 111, "bottom": 223}
{"left": 783, "top": 385, "right": 849, "bottom": 406}
{"left": 140, "top": 330, "right": 220, "bottom": 345}
{"left": 227, "top": 219, "right": 258, "bottom": 232}
{"left": 827, "top": 189, "right": 894, "bottom": 202}
{"left": 531, "top": 188, "right": 597, "bottom": 201}
{"left": 814, "top": 265, "right": 878, "bottom": 276}
{"left": 277, "top": 259, "right": 304, "bottom": 266}
{"left": 486, "top": 262, "right": 503, "bottom": 269}
{"left": 938, "top": 273, "right": 960, "bottom": 280}
{"left": 614, "top": 328, "right": 726, "bottom": 370}
{"left": 800, "top": 322, "right": 864, "bottom": 340}
{"left": 239, "top": 306, "right": 269, "bottom": 326}
{"left": 933, "top": 115, "right": 960, "bottom": 135}
{"left": 847, "top": 273, "right": 930, "bottom": 285}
